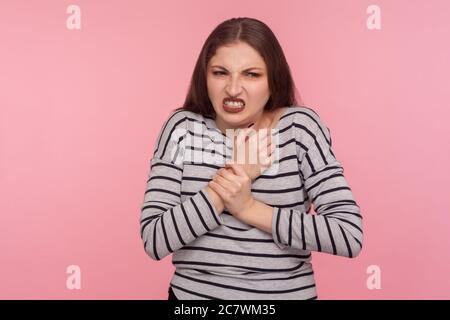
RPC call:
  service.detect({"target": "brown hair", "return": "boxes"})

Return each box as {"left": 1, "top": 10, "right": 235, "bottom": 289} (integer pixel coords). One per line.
{"left": 174, "top": 17, "right": 302, "bottom": 117}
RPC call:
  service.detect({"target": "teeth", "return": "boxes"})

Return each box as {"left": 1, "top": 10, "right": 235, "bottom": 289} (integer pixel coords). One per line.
{"left": 224, "top": 101, "right": 244, "bottom": 107}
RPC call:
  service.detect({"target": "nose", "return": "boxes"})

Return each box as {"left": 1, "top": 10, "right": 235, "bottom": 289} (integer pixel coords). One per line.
{"left": 225, "top": 74, "right": 243, "bottom": 96}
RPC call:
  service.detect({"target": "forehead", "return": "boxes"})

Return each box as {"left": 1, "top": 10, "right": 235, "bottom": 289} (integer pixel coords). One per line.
{"left": 208, "top": 42, "right": 266, "bottom": 70}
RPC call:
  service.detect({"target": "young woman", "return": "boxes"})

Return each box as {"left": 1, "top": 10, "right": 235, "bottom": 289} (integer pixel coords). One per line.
{"left": 140, "top": 17, "right": 363, "bottom": 300}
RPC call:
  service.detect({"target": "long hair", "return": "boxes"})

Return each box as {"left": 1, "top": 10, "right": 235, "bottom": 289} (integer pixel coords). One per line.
{"left": 174, "top": 17, "right": 302, "bottom": 117}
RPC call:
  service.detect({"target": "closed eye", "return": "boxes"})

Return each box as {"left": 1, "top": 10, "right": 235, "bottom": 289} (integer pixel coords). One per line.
{"left": 247, "top": 72, "right": 260, "bottom": 78}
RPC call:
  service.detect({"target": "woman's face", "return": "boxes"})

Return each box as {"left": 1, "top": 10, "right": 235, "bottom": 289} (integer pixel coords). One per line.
{"left": 206, "top": 41, "right": 271, "bottom": 133}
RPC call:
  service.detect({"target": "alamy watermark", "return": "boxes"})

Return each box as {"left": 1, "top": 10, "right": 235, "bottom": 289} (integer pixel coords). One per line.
{"left": 168, "top": 122, "right": 281, "bottom": 174}
{"left": 66, "top": 265, "right": 81, "bottom": 290}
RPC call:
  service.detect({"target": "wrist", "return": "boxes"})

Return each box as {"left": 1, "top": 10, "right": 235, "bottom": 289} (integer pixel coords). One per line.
{"left": 205, "top": 186, "right": 225, "bottom": 214}
{"left": 238, "top": 197, "right": 257, "bottom": 220}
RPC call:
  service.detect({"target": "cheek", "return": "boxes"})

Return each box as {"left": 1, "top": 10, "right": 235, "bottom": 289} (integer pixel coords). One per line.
{"left": 247, "top": 83, "right": 270, "bottom": 103}
{"left": 207, "top": 79, "right": 223, "bottom": 98}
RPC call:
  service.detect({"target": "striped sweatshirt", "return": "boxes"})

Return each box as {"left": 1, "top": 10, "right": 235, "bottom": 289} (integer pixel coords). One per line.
{"left": 140, "top": 105, "right": 363, "bottom": 300}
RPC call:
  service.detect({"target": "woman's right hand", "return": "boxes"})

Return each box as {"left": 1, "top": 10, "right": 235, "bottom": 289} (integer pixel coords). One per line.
{"left": 226, "top": 126, "right": 276, "bottom": 182}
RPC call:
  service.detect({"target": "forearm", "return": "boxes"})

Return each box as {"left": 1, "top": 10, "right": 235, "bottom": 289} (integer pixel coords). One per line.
{"left": 237, "top": 199, "right": 273, "bottom": 234}
{"left": 205, "top": 186, "right": 225, "bottom": 214}
{"left": 141, "top": 187, "right": 223, "bottom": 261}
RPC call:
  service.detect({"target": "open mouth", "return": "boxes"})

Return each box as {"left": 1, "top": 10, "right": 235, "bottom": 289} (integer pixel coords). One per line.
{"left": 223, "top": 98, "right": 245, "bottom": 113}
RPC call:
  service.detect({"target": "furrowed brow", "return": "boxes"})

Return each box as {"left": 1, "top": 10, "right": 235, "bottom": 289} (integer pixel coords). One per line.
{"left": 210, "top": 65, "right": 263, "bottom": 72}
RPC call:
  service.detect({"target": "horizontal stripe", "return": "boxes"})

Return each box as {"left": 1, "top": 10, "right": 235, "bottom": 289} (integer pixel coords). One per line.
{"left": 174, "top": 270, "right": 316, "bottom": 294}
{"left": 204, "top": 232, "right": 275, "bottom": 243}
{"left": 141, "top": 106, "right": 363, "bottom": 300}
{"left": 179, "top": 245, "right": 311, "bottom": 259}
{"left": 172, "top": 260, "right": 306, "bottom": 272}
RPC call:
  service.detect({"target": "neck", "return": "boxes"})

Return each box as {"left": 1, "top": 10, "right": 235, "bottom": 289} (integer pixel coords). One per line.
{"left": 215, "top": 109, "right": 268, "bottom": 135}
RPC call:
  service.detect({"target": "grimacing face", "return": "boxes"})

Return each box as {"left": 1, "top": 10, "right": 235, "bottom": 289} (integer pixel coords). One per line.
{"left": 206, "top": 41, "right": 271, "bottom": 134}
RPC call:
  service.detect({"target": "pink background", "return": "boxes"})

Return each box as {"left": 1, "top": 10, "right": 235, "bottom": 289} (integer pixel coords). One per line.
{"left": 1, "top": 0, "right": 449, "bottom": 299}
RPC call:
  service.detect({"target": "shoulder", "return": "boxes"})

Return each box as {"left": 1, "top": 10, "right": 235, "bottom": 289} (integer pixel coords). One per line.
{"left": 285, "top": 105, "right": 326, "bottom": 131}
{"left": 161, "top": 108, "right": 209, "bottom": 131}
{"left": 156, "top": 108, "right": 210, "bottom": 139}
{"left": 152, "top": 109, "right": 191, "bottom": 159}
{"left": 153, "top": 108, "right": 210, "bottom": 157}
{"left": 160, "top": 108, "right": 191, "bottom": 129}
{"left": 288, "top": 105, "right": 332, "bottom": 145}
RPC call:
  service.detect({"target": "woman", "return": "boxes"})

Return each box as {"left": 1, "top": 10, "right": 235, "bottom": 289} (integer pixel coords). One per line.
{"left": 140, "top": 17, "right": 363, "bottom": 300}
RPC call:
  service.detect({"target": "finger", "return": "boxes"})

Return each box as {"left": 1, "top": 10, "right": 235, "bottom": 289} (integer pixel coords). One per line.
{"left": 225, "top": 160, "right": 236, "bottom": 167}
{"left": 214, "top": 175, "right": 235, "bottom": 190}
{"left": 257, "top": 129, "right": 269, "bottom": 139}
{"left": 258, "top": 138, "right": 273, "bottom": 156}
{"left": 270, "top": 140, "right": 277, "bottom": 154}
{"left": 259, "top": 144, "right": 275, "bottom": 165}
{"left": 258, "top": 135, "right": 272, "bottom": 152}
{"left": 258, "top": 151, "right": 270, "bottom": 166}
{"left": 264, "top": 148, "right": 277, "bottom": 166}
{"left": 218, "top": 167, "right": 238, "bottom": 182}
{"left": 236, "top": 127, "right": 253, "bottom": 145}
{"left": 266, "top": 140, "right": 276, "bottom": 155}
{"left": 256, "top": 128, "right": 269, "bottom": 141}
{"left": 215, "top": 172, "right": 239, "bottom": 190}
{"left": 209, "top": 180, "right": 230, "bottom": 198}
{"left": 233, "top": 130, "right": 251, "bottom": 163}
{"left": 259, "top": 155, "right": 271, "bottom": 168}
{"left": 267, "top": 151, "right": 276, "bottom": 166}
{"left": 225, "top": 163, "right": 247, "bottom": 177}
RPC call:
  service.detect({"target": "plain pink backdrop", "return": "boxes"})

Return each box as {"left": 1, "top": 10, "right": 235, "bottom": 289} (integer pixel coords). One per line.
{"left": 1, "top": 0, "right": 449, "bottom": 299}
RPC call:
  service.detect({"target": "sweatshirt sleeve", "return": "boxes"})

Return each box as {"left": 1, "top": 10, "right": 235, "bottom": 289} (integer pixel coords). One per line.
{"left": 271, "top": 111, "right": 363, "bottom": 258}
{"left": 140, "top": 110, "right": 223, "bottom": 261}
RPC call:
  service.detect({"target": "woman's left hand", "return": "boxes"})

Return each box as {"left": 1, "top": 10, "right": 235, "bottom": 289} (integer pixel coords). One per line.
{"left": 208, "top": 163, "right": 255, "bottom": 217}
